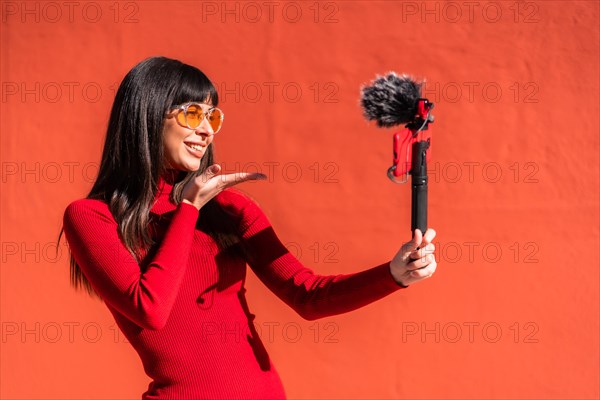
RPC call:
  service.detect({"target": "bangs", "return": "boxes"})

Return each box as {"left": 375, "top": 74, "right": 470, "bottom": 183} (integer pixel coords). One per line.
{"left": 171, "top": 65, "right": 219, "bottom": 107}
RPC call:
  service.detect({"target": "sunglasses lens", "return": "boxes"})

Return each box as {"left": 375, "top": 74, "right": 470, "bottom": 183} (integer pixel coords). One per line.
{"left": 184, "top": 104, "right": 203, "bottom": 129}
{"left": 176, "top": 109, "right": 188, "bottom": 127}
{"left": 172, "top": 103, "right": 223, "bottom": 133}
{"left": 207, "top": 108, "right": 223, "bottom": 133}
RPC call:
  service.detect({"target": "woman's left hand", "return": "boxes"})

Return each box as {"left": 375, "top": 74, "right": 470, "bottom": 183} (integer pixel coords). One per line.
{"left": 390, "top": 228, "right": 437, "bottom": 287}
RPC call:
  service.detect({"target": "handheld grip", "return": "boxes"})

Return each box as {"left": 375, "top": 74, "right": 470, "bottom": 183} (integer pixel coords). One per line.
{"left": 411, "top": 140, "right": 429, "bottom": 236}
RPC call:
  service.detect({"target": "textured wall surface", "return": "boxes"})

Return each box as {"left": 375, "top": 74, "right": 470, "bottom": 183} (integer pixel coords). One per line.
{"left": 1, "top": 1, "right": 598, "bottom": 399}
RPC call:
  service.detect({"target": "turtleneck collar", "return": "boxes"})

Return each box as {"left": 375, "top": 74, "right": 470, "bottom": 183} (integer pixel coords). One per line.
{"left": 153, "top": 169, "right": 186, "bottom": 214}
{"left": 161, "top": 168, "right": 182, "bottom": 184}
{"left": 157, "top": 168, "right": 183, "bottom": 197}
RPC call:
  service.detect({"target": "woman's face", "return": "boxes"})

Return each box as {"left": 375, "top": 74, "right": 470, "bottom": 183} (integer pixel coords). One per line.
{"left": 162, "top": 102, "right": 215, "bottom": 172}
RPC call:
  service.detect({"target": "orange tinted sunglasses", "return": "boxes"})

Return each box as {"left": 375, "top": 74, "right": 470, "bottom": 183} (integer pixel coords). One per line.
{"left": 169, "top": 102, "right": 224, "bottom": 134}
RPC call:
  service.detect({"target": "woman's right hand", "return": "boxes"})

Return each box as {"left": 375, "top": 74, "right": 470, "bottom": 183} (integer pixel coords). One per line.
{"left": 181, "top": 164, "right": 267, "bottom": 210}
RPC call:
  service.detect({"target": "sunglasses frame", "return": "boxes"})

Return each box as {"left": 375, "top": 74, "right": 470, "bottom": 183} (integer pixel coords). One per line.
{"left": 169, "top": 102, "right": 224, "bottom": 134}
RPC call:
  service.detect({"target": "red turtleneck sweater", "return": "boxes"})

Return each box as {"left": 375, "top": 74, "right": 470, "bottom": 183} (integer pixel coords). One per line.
{"left": 62, "top": 172, "right": 406, "bottom": 399}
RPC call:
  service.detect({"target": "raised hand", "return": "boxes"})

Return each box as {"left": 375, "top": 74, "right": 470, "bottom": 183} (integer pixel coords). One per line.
{"left": 181, "top": 164, "right": 267, "bottom": 210}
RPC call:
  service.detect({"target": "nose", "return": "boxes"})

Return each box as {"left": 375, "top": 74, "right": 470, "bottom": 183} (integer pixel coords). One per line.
{"left": 194, "top": 117, "right": 215, "bottom": 137}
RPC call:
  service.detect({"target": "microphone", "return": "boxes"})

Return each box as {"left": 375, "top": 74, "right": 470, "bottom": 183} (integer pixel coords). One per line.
{"left": 360, "top": 72, "right": 423, "bottom": 128}
{"left": 360, "top": 72, "right": 434, "bottom": 237}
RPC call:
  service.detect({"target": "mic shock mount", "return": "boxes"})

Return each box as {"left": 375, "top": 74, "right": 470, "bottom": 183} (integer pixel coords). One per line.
{"left": 386, "top": 99, "right": 434, "bottom": 235}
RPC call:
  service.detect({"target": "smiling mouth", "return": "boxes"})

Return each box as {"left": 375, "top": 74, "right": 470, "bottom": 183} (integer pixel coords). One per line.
{"left": 184, "top": 143, "right": 205, "bottom": 151}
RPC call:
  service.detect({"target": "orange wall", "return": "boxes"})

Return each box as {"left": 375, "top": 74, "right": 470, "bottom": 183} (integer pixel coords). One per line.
{"left": 1, "top": 1, "right": 598, "bottom": 399}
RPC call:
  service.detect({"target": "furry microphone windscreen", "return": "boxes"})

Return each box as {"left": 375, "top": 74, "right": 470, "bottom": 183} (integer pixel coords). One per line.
{"left": 360, "top": 72, "right": 423, "bottom": 128}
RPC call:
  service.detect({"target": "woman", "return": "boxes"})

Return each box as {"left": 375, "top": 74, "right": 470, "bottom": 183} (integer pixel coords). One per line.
{"left": 59, "top": 56, "right": 438, "bottom": 399}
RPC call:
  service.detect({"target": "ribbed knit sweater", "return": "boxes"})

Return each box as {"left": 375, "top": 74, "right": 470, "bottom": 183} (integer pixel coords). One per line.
{"left": 62, "top": 171, "right": 406, "bottom": 399}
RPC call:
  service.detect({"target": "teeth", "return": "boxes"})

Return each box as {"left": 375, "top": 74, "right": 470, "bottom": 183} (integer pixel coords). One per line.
{"left": 185, "top": 143, "right": 203, "bottom": 151}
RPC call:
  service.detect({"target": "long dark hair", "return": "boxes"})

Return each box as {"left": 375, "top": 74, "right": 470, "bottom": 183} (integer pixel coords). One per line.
{"left": 57, "top": 56, "right": 247, "bottom": 298}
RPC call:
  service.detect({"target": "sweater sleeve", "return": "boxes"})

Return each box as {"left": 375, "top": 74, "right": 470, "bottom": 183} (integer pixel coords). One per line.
{"left": 62, "top": 199, "right": 199, "bottom": 330}
{"left": 225, "top": 189, "right": 407, "bottom": 321}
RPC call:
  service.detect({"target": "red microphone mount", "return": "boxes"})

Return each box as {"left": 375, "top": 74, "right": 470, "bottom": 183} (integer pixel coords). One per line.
{"left": 387, "top": 98, "right": 434, "bottom": 235}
